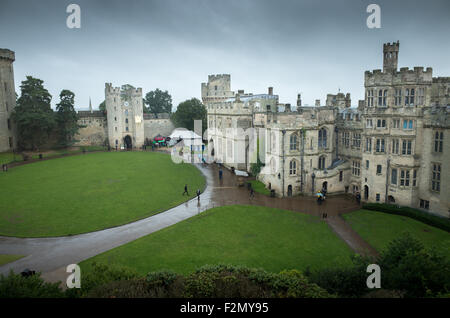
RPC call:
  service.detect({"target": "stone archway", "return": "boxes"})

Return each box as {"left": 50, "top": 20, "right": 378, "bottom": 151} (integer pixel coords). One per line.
{"left": 322, "top": 181, "right": 328, "bottom": 191}
{"left": 124, "top": 135, "right": 132, "bottom": 150}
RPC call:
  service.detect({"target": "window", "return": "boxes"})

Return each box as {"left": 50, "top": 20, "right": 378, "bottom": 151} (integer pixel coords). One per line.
{"left": 352, "top": 133, "right": 361, "bottom": 149}
{"left": 376, "top": 165, "right": 382, "bottom": 174}
{"left": 115, "top": 127, "right": 117, "bottom": 132}
{"left": 7, "top": 118, "right": 11, "bottom": 130}
{"left": 318, "top": 128, "right": 327, "bottom": 148}
{"left": 400, "top": 170, "right": 410, "bottom": 186}
{"left": 366, "top": 160, "right": 369, "bottom": 169}
{"left": 403, "top": 119, "right": 413, "bottom": 130}
{"left": 352, "top": 161, "right": 360, "bottom": 176}
{"left": 367, "top": 89, "right": 374, "bottom": 106}
{"left": 366, "top": 119, "right": 373, "bottom": 128}
{"left": 394, "top": 89, "right": 402, "bottom": 106}
{"left": 343, "top": 132, "right": 350, "bottom": 148}
{"left": 405, "top": 88, "right": 415, "bottom": 106}
{"left": 392, "top": 138, "right": 399, "bottom": 154}
{"left": 125, "top": 118, "right": 128, "bottom": 124}
{"left": 290, "top": 133, "right": 298, "bottom": 150}
{"left": 365, "top": 137, "right": 372, "bottom": 152}
{"left": 382, "top": 90, "right": 387, "bottom": 106}
{"left": 126, "top": 126, "right": 129, "bottom": 132}
{"left": 417, "top": 88, "right": 425, "bottom": 105}
{"left": 412, "top": 169, "right": 417, "bottom": 187}
{"left": 376, "top": 194, "right": 380, "bottom": 202}
{"left": 402, "top": 140, "right": 412, "bottom": 155}
{"left": 420, "top": 199, "right": 429, "bottom": 210}
{"left": 434, "top": 131, "right": 443, "bottom": 153}
{"left": 377, "top": 119, "right": 386, "bottom": 128}
{"left": 431, "top": 163, "right": 441, "bottom": 192}
{"left": 339, "top": 171, "right": 343, "bottom": 182}
{"left": 392, "top": 119, "right": 400, "bottom": 128}
{"left": 8, "top": 137, "right": 13, "bottom": 148}
{"left": 289, "top": 160, "right": 297, "bottom": 175}
{"left": 115, "top": 139, "right": 118, "bottom": 145}
{"left": 378, "top": 90, "right": 384, "bottom": 106}
{"left": 271, "top": 132, "right": 276, "bottom": 152}
{"left": 318, "top": 156, "right": 326, "bottom": 170}
{"left": 376, "top": 139, "right": 385, "bottom": 153}
{"left": 391, "top": 168, "right": 397, "bottom": 185}
{"left": 352, "top": 185, "right": 359, "bottom": 194}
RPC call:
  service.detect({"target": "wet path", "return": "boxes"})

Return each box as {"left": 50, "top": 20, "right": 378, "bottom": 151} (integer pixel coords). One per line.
{"left": 0, "top": 162, "right": 378, "bottom": 282}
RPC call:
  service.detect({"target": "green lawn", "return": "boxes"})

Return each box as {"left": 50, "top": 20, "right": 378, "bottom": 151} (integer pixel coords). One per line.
{"left": 0, "top": 151, "right": 205, "bottom": 237}
{"left": 0, "top": 254, "right": 24, "bottom": 266}
{"left": 0, "top": 152, "right": 18, "bottom": 165}
{"left": 343, "top": 209, "right": 450, "bottom": 255}
{"left": 80, "top": 205, "right": 354, "bottom": 276}
{"left": 249, "top": 180, "right": 271, "bottom": 196}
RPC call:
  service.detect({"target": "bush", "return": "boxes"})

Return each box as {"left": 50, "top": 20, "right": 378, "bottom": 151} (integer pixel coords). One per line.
{"left": 308, "top": 233, "right": 450, "bottom": 298}
{"left": 0, "top": 271, "right": 65, "bottom": 298}
{"left": 362, "top": 203, "right": 450, "bottom": 233}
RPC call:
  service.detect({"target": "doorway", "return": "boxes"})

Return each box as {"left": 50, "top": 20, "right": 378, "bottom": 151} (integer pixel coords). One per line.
{"left": 287, "top": 185, "right": 292, "bottom": 197}
{"left": 364, "top": 185, "right": 369, "bottom": 200}
{"left": 124, "top": 135, "right": 132, "bottom": 150}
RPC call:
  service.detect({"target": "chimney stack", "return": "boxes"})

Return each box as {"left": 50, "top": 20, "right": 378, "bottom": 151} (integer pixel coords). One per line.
{"left": 297, "top": 94, "right": 302, "bottom": 107}
{"left": 315, "top": 99, "right": 320, "bottom": 107}
{"left": 285, "top": 103, "right": 291, "bottom": 112}
{"left": 268, "top": 87, "right": 273, "bottom": 95}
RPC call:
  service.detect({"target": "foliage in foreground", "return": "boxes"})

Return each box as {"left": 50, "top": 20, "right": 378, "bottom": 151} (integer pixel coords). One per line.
{"left": 0, "top": 271, "right": 64, "bottom": 298}
{"left": 307, "top": 233, "right": 450, "bottom": 298}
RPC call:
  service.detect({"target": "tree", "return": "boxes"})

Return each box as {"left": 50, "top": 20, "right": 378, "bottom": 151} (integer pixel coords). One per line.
{"left": 12, "top": 76, "right": 55, "bottom": 150}
{"left": 99, "top": 100, "right": 106, "bottom": 113}
{"left": 144, "top": 89, "right": 172, "bottom": 116}
{"left": 172, "top": 98, "right": 206, "bottom": 133}
{"left": 56, "top": 90, "right": 81, "bottom": 147}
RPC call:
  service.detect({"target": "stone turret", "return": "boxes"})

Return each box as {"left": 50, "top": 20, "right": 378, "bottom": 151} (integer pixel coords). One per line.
{"left": 0, "top": 48, "right": 17, "bottom": 152}
{"left": 383, "top": 41, "right": 399, "bottom": 73}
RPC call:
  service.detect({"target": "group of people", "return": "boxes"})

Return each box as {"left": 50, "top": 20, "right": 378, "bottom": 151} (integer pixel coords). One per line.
{"left": 182, "top": 184, "right": 202, "bottom": 202}
{"left": 316, "top": 188, "right": 327, "bottom": 205}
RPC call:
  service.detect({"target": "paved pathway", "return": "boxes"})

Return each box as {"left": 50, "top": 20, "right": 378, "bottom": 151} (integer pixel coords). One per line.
{"left": 0, "top": 161, "right": 378, "bottom": 284}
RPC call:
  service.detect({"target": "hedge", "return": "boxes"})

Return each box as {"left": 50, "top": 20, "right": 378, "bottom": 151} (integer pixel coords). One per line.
{"left": 362, "top": 203, "right": 450, "bottom": 233}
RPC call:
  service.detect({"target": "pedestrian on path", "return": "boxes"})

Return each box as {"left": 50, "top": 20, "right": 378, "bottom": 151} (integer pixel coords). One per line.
{"left": 182, "top": 184, "right": 189, "bottom": 196}
{"left": 250, "top": 187, "right": 255, "bottom": 198}
{"left": 356, "top": 191, "right": 361, "bottom": 205}
{"left": 219, "top": 168, "right": 223, "bottom": 180}
{"left": 196, "top": 189, "right": 201, "bottom": 201}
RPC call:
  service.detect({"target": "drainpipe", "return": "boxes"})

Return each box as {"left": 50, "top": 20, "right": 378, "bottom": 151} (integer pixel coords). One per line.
{"left": 282, "top": 130, "right": 286, "bottom": 197}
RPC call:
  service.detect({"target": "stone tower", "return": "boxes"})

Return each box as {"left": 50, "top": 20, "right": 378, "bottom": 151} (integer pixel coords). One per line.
{"left": 105, "top": 83, "right": 145, "bottom": 149}
{"left": 383, "top": 41, "right": 399, "bottom": 73}
{"left": 201, "top": 74, "right": 235, "bottom": 105}
{"left": 0, "top": 49, "right": 16, "bottom": 152}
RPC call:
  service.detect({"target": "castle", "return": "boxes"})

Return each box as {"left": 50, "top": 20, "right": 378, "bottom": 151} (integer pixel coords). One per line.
{"left": 203, "top": 42, "right": 449, "bottom": 217}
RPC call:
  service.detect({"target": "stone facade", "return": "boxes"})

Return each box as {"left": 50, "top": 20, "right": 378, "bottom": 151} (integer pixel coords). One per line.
{"left": 0, "top": 49, "right": 17, "bottom": 152}
{"left": 204, "top": 42, "right": 449, "bottom": 217}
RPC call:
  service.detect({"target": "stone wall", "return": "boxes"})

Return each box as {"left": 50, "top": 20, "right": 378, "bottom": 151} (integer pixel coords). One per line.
{"left": 144, "top": 118, "right": 175, "bottom": 140}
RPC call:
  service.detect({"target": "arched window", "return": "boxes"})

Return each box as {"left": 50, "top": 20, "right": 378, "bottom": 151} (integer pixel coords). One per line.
{"left": 271, "top": 132, "right": 276, "bottom": 152}
{"left": 270, "top": 157, "right": 276, "bottom": 174}
{"left": 289, "top": 160, "right": 297, "bottom": 175}
{"left": 318, "top": 128, "right": 327, "bottom": 148}
{"left": 290, "top": 133, "right": 298, "bottom": 150}
{"left": 125, "top": 118, "right": 128, "bottom": 124}
{"left": 318, "top": 156, "right": 326, "bottom": 170}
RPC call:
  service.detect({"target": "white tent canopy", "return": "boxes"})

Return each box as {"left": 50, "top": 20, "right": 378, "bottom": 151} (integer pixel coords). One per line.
{"left": 169, "top": 128, "right": 202, "bottom": 141}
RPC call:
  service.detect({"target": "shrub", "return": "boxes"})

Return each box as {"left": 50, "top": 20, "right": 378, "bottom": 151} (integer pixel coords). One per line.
{"left": 0, "top": 271, "right": 65, "bottom": 298}
{"left": 362, "top": 203, "right": 450, "bottom": 233}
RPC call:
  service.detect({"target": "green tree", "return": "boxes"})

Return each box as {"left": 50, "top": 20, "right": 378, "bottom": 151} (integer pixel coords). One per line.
{"left": 99, "top": 100, "right": 106, "bottom": 113}
{"left": 172, "top": 98, "right": 206, "bottom": 133}
{"left": 12, "top": 76, "right": 55, "bottom": 150}
{"left": 144, "top": 89, "right": 173, "bottom": 116}
{"left": 56, "top": 89, "right": 81, "bottom": 147}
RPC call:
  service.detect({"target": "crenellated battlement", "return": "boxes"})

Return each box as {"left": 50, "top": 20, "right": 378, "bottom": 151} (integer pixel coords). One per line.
{"left": 365, "top": 66, "right": 433, "bottom": 85}
{"left": 0, "top": 48, "right": 15, "bottom": 62}
{"left": 208, "top": 74, "right": 230, "bottom": 82}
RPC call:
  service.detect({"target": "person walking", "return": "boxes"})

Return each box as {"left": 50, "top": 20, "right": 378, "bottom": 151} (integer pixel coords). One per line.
{"left": 356, "top": 191, "right": 361, "bottom": 205}
{"left": 219, "top": 168, "right": 223, "bottom": 181}
{"left": 182, "top": 184, "right": 189, "bottom": 196}
{"left": 196, "top": 189, "right": 201, "bottom": 201}
{"left": 250, "top": 187, "right": 255, "bottom": 199}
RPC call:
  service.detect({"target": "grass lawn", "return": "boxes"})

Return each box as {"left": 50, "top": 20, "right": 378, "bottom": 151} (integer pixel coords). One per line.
{"left": 80, "top": 205, "right": 354, "bottom": 276}
{"left": 0, "top": 152, "right": 18, "bottom": 165}
{"left": 249, "top": 180, "right": 271, "bottom": 196}
{"left": 0, "top": 254, "right": 24, "bottom": 266}
{"left": 0, "top": 151, "right": 205, "bottom": 237}
{"left": 343, "top": 209, "right": 450, "bottom": 255}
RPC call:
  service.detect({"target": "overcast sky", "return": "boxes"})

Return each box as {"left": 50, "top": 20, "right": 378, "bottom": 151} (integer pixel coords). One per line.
{"left": 1, "top": 0, "right": 449, "bottom": 110}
